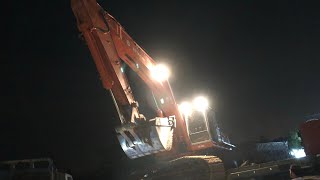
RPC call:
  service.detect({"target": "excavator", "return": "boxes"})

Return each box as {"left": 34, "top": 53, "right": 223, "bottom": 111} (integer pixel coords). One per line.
{"left": 71, "top": 0, "right": 320, "bottom": 179}
{"left": 71, "top": 0, "right": 234, "bottom": 179}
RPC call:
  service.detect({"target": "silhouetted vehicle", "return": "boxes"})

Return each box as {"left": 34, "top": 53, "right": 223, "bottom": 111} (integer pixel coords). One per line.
{"left": 0, "top": 158, "right": 73, "bottom": 180}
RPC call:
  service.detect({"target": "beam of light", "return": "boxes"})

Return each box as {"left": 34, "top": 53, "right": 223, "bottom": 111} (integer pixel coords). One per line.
{"left": 289, "top": 148, "right": 306, "bottom": 158}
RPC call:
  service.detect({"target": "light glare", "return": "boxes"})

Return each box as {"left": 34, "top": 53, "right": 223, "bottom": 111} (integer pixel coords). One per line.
{"left": 151, "top": 64, "right": 170, "bottom": 82}
{"left": 179, "top": 102, "right": 193, "bottom": 117}
{"left": 160, "top": 98, "right": 165, "bottom": 104}
{"left": 290, "top": 148, "right": 306, "bottom": 159}
{"left": 193, "top": 96, "right": 209, "bottom": 112}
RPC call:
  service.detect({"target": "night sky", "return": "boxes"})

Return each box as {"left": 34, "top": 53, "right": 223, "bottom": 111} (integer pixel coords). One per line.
{"left": 3, "top": 0, "right": 320, "bottom": 179}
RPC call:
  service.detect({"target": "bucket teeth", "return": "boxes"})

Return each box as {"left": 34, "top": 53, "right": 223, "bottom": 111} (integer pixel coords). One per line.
{"left": 116, "top": 116, "right": 175, "bottom": 159}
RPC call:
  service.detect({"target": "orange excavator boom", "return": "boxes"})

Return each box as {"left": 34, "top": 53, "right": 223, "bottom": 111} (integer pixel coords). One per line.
{"left": 71, "top": 0, "right": 191, "bottom": 159}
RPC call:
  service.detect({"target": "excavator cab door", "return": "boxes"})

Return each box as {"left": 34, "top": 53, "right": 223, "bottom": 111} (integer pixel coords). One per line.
{"left": 185, "top": 109, "right": 234, "bottom": 150}
{"left": 185, "top": 111, "right": 212, "bottom": 144}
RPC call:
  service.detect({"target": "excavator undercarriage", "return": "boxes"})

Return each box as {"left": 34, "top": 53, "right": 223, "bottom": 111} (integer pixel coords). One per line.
{"left": 143, "top": 156, "right": 225, "bottom": 180}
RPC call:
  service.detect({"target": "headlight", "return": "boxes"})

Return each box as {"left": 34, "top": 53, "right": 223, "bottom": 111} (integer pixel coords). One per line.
{"left": 290, "top": 148, "right": 306, "bottom": 159}
{"left": 150, "top": 64, "right": 170, "bottom": 82}
{"left": 192, "top": 96, "right": 209, "bottom": 112}
{"left": 179, "top": 102, "right": 193, "bottom": 117}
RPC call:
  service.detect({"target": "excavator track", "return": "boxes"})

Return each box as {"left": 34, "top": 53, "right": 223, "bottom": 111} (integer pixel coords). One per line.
{"left": 144, "top": 156, "right": 225, "bottom": 180}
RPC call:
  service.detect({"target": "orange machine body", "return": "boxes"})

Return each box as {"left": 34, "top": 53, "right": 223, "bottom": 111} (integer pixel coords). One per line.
{"left": 71, "top": 0, "right": 230, "bottom": 159}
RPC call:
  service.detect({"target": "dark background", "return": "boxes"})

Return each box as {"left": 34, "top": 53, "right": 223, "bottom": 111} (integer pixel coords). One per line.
{"left": 3, "top": 0, "right": 320, "bottom": 179}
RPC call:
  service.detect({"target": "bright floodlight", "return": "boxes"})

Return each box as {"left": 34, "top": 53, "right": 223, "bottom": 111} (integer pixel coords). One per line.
{"left": 193, "top": 96, "right": 209, "bottom": 112}
{"left": 290, "top": 148, "right": 306, "bottom": 159}
{"left": 151, "top": 64, "right": 170, "bottom": 82}
{"left": 179, "top": 102, "right": 193, "bottom": 117}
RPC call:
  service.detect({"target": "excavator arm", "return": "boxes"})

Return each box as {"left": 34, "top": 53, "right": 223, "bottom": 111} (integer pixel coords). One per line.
{"left": 71, "top": 0, "right": 191, "bottom": 159}
{"left": 71, "top": 0, "right": 235, "bottom": 161}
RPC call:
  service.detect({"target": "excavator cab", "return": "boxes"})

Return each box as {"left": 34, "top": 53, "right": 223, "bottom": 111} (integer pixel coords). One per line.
{"left": 179, "top": 97, "right": 234, "bottom": 150}
{"left": 186, "top": 110, "right": 212, "bottom": 144}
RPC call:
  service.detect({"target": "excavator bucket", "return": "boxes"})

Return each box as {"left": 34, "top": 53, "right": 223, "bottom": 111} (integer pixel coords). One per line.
{"left": 116, "top": 116, "right": 175, "bottom": 159}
